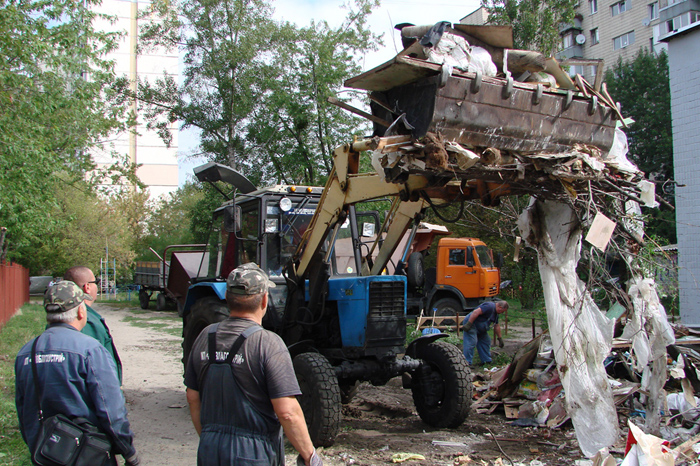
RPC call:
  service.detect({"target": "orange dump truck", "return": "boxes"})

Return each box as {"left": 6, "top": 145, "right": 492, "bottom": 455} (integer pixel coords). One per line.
{"left": 401, "top": 226, "right": 501, "bottom": 317}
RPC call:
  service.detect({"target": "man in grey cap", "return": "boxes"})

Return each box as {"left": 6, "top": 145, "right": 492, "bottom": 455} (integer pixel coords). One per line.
{"left": 14, "top": 281, "right": 139, "bottom": 465}
{"left": 184, "top": 263, "right": 321, "bottom": 466}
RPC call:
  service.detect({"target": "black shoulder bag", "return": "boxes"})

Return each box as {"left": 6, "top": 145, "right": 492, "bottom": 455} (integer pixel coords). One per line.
{"left": 30, "top": 336, "right": 113, "bottom": 466}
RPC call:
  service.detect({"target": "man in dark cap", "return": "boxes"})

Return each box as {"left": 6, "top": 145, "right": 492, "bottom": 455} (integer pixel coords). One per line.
{"left": 184, "top": 263, "right": 321, "bottom": 466}
{"left": 14, "top": 281, "right": 139, "bottom": 465}
{"left": 64, "top": 265, "right": 122, "bottom": 383}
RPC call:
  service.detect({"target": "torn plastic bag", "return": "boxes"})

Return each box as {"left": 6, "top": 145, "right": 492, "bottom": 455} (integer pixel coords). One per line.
{"left": 604, "top": 127, "right": 638, "bottom": 176}
{"left": 518, "top": 199, "right": 618, "bottom": 457}
{"left": 423, "top": 32, "right": 497, "bottom": 76}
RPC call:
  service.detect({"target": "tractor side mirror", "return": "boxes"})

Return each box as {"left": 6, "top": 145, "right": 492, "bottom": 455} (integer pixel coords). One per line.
{"left": 496, "top": 252, "right": 504, "bottom": 269}
{"left": 223, "top": 205, "right": 238, "bottom": 233}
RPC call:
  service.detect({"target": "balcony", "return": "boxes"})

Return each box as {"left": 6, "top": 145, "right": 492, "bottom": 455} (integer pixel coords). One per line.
{"left": 559, "top": 15, "right": 584, "bottom": 33}
{"left": 557, "top": 45, "right": 584, "bottom": 60}
{"left": 660, "top": 0, "right": 700, "bottom": 20}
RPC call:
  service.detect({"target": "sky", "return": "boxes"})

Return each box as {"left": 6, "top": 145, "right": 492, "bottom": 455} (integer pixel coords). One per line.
{"left": 177, "top": 0, "right": 481, "bottom": 186}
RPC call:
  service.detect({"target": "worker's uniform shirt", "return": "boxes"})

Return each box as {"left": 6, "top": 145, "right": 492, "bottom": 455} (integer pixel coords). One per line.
{"left": 462, "top": 301, "right": 499, "bottom": 365}
{"left": 465, "top": 301, "right": 499, "bottom": 332}
{"left": 82, "top": 304, "right": 123, "bottom": 384}
{"left": 14, "top": 324, "right": 136, "bottom": 459}
{"left": 184, "top": 317, "right": 301, "bottom": 466}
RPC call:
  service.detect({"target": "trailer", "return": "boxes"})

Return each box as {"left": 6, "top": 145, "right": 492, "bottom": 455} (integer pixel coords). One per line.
{"left": 134, "top": 244, "right": 208, "bottom": 312}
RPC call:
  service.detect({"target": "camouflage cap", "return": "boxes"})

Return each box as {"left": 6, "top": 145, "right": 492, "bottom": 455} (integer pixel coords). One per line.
{"left": 226, "top": 263, "right": 276, "bottom": 295}
{"left": 44, "top": 281, "right": 88, "bottom": 313}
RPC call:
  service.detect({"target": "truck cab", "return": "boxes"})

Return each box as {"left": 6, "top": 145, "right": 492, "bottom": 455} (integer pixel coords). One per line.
{"left": 403, "top": 228, "right": 501, "bottom": 317}
{"left": 436, "top": 237, "right": 500, "bottom": 302}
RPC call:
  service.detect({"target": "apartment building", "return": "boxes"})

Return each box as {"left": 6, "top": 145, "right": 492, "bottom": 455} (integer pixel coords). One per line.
{"left": 661, "top": 23, "right": 700, "bottom": 328}
{"left": 463, "top": 1, "right": 699, "bottom": 81}
{"left": 91, "top": 0, "right": 180, "bottom": 199}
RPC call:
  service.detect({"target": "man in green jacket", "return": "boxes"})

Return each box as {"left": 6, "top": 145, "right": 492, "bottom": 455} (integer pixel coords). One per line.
{"left": 64, "top": 266, "right": 123, "bottom": 383}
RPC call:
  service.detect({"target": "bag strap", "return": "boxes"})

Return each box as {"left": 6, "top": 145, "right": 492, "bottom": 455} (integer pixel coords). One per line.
{"left": 30, "top": 336, "right": 44, "bottom": 424}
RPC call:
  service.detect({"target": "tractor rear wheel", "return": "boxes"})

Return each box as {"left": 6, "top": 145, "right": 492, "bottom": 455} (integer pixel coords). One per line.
{"left": 182, "top": 297, "right": 228, "bottom": 367}
{"left": 293, "top": 353, "right": 341, "bottom": 447}
{"left": 411, "top": 340, "right": 471, "bottom": 428}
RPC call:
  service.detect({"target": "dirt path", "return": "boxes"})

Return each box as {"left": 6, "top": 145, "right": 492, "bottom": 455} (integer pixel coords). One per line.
{"left": 95, "top": 303, "right": 198, "bottom": 465}
{"left": 97, "top": 303, "right": 587, "bottom": 466}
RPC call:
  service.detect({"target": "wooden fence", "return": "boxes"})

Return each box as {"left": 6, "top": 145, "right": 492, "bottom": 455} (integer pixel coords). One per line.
{"left": 0, "top": 260, "right": 29, "bottom": 329}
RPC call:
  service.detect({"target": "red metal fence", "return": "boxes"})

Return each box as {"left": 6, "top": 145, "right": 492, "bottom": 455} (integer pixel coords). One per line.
{"left": 0, "top": 260, "right": 29, "bottom": 329}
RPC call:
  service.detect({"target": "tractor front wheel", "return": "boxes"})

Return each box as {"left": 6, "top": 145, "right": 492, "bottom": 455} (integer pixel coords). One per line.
{"left": 293, "top": 353, "right": 341, "bottom": 447}
{"left": 411, "top": 340, "right": 471, "bottom": 428}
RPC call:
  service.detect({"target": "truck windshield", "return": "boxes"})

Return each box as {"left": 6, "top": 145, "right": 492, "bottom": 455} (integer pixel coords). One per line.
{"left": 475, "top": 245, "right": 494, "bottom": 268}
{"left": 266, "top": 198, "right": 317, "bottom": 277}
{"left": 332, "top": 211, "right": 380, "bottom": 276}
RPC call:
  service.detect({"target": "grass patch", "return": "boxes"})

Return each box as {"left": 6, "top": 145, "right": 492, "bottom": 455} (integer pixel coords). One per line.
{"left": 121, "top": 314, "right": 179, "bottom": 324}
{"left": 121, "top": 314, "right": 182, "bottom": 337}
{"left": 0, "top": 304, "right": 47, "bottom": 465}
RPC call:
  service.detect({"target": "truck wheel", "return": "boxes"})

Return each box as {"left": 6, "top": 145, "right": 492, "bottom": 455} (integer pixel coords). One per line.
{"left": 433, "top": 297, "right": 462, "bottom": 326}
{"left": 156, "top": 292, "right": 167, "bottom": 311}
{"left": 293, "top": 353, "right": 341, "bottom": 447}
{"left": 406, "top": 252, "right": 424, "bottom": 290}
{"left": 182, "top": 297, "right": 228, "bottom": 367}
{"left": 138, "top": 289, "right": 150, "bottom": 310}
{"left": 411, "top": 340, "right": 471, "bottom": 428}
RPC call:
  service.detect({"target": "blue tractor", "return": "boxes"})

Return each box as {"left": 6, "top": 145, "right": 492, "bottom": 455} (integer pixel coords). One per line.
{"left": 181, "top": 142, "right": 473, "bottom": 446}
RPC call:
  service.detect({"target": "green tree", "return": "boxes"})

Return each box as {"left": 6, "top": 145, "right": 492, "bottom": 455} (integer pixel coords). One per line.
{"left": 135, "top": 181, "right": 209, "bottom": 261}
{"left": 604, "top": 50, "right": 675, "bottom": 242}
{"left": 17, "top": 181, "right": 136, "bottom": 278}
{"left": 246, "top": 1, "right": 382, "bottom": 186}
{"left": 0, "top": 0, "right": 135, "bottom": 264}
{"left": 137, "top": 0, "right": 381, "bottom": 187}
{"left": 137, "top": 0, "right": 281, "bottom": 172}
{"left": 481, "top": 0, "right": 578, "bottom": 56}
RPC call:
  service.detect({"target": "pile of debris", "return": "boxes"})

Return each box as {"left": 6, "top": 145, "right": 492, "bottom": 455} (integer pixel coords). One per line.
{"left": 334, "top": 21, "right": 682, "bottom": 461}
{"left": 470, "top": 325, "right": 700, "bottom": 464}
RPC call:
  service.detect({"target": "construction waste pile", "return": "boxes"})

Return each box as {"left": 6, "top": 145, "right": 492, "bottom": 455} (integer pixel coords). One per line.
{"left": 335, "top": 21, "right": 696, "bottom": 464}
{"left": 471, "top": 326, "right": 700, "bottom": 465}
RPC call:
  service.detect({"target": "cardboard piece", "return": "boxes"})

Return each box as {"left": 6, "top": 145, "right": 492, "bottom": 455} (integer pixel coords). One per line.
{"left": 585, "top": 212, "right": 616, "bottom": 251}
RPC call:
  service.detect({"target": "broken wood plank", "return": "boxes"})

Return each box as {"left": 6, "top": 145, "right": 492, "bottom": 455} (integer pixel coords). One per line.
{"left": 472, "top": 389, "right": 496, "bottom": 408}
{"left": 672, "top": 432, "right": 700, "bottom": 456}
{"left": 543, "top": 57, "right": 576, "bottom": 89}
{"left": 506, "top": 49, "right": 547, "bottom": 74}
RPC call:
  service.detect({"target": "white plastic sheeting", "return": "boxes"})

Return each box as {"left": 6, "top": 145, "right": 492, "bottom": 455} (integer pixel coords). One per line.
{"left": 518, "top": 199, "right": 619, "bottom": 457}
{"left": 624, "top": 277, "right": 675, "bottom": 434}
{"left": 423, "top": 32, "right": 497, "bottom": 77}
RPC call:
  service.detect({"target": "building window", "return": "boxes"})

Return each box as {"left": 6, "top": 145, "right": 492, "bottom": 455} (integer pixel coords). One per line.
{"left": 664, "top": 12, "right": 700, "bottom": 34}
{"left": 649, "top": 2, "right": 659, "bottom": 19}
{"left": 591, "top": 28, "right": 600, "bottom": 44}
{"left": 562, "top": 32, "right": 575, "bottom": 49}
{"left": 613, "top": 31, "right": 636, "bottom": 49}
{"left": 660, "top": 0, "right": 689, "bottom": 10}
{"left": 612, "top": 0, "right": 630, "bottom": 16}
{"left": 590, "top": 0, "right": 598, "bottom": 13}
{"left": 567, "top": 64, "right": 586, "bottom": 78}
